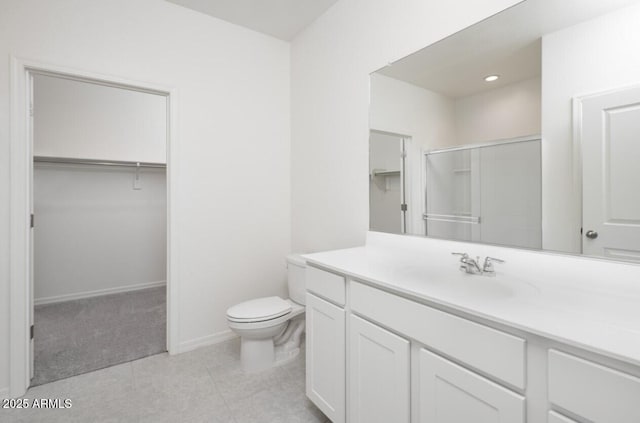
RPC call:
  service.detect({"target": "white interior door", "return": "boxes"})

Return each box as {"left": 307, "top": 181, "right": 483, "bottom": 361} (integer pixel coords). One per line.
{"left": 580, "top": 85, "right": 640, "bottom": 261}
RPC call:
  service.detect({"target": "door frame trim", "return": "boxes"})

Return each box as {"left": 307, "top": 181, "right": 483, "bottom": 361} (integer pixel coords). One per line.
{"left": 9, "top": 56, "right": 180, "bottom": 397}
{"left": 572, "top": 95, "right": 585, "bottom": 255}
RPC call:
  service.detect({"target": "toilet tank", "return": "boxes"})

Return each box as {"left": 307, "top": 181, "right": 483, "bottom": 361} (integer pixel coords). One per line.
{"left": 286, "top": 254, "right": 307, "bottom": 305}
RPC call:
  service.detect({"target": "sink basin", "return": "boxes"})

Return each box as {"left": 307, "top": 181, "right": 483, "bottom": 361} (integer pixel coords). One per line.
{"left": 386, "top": 261, "right": 541, "bottom": 301}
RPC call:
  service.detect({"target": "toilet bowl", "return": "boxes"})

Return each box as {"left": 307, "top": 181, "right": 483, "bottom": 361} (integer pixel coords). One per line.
{"left": 226, "top": 254, "right": 306, "bottom": 373}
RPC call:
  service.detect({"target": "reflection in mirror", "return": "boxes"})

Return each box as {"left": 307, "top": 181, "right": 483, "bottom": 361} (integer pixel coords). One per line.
{"left": 369, "top": 0, "right": 640, "bottom": 262}
{"left": 369, "top": 131, "right": 407, "bottom": 235}
{"left": 424, "top": 138, "right": 540, "bottom": 250}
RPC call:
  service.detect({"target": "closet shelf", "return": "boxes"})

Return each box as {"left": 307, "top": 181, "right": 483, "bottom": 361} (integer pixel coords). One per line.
{"left": 34, "top": 156, "right": 166, "bottom": 169}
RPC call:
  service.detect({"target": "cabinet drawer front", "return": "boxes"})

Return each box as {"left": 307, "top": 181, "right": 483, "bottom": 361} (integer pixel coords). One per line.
{"left": 548, "top": 349, "right": 640, "bottom": 423}
{"left": 351, "top": 281, "right": 526, "bottom": 389}
{"left": 548, "top": 411, "right": 578, "bottom": 423}
{"left": 419, "top": 349, "right": 525, "bottom": 423}
{"left": 306, "top": 265, "right": 346, "bottom": 306}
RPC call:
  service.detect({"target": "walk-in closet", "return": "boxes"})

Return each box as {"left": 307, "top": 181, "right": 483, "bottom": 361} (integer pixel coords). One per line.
{"left": 31, "top": 73, "right": 168, "bottom": 385}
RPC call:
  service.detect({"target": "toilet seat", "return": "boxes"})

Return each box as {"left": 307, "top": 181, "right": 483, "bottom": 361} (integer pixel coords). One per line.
{"left": 226, "top": 296, "right": 292, "bottom": 323}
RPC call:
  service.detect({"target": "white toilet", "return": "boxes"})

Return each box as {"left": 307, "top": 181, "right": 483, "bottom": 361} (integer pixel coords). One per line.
{"left": 226, "top": 254, "right": 306, "bottom": 373}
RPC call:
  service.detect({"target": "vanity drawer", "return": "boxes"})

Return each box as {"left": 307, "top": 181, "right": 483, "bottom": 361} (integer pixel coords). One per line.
{"left": 351, "top": 281, "right": 526, "bottom": 389}
{"left": 548, "top": 349, "right": 640, "bottom": 423}
{"left": 306, "top": 265, "right": 346, "bottom": 306}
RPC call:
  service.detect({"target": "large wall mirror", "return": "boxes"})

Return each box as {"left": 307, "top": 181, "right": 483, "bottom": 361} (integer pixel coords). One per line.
{"left": 369, "top": 0, "right": 640, "bottom": 263}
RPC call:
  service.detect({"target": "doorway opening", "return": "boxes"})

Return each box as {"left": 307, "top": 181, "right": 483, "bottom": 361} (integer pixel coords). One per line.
{"left": 369, "top": 130, "right": 409, "bottom": 234}
{"left": 9, "top": 59, "right": 177, "bottom": 397}
{"left": 30, "top": 73, "right": 168, "bottom": 386}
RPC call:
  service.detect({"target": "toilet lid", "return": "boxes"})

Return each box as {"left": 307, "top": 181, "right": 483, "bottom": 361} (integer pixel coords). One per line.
{"left": 226, "top": 296, "right": 292, "bottom": 323}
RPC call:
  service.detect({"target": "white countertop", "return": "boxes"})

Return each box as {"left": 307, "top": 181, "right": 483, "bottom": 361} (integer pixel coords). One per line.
{"left": 303, "top": 232, "right": 640, "bottom": 367}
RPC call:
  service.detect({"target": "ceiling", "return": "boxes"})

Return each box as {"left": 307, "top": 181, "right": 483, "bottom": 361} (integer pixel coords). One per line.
{"left": 165, "top": 0, "right": 339, "bottom": 41}
{"left": 377, "top": 0, "right": 640, "bottom": 99}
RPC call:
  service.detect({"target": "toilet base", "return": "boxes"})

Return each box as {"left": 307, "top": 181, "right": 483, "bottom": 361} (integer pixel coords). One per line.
{"left": 239, "top": 317, "right": 305, "bottom": 373}
{"left": 241, "top": 337, "right": 276, "bottom": 373}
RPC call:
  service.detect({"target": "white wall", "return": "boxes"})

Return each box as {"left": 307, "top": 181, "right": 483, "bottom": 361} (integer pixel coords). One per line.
{"left": 34, "top": 74, "right": 167, "bottom": 163}
{"left": 455, "top": 76, "right": 541, "bottom": 145}
{"left": 541, "top": 2, "right": 640, "bottom": 253}
{"left": 291, "top": 0, "right": 521, "bottom": 253}
{"left": 34, "top": 165, "right": 166, "bottom": 304}
{"left": 0, "top": 0, "right": 290, "bottom": 393}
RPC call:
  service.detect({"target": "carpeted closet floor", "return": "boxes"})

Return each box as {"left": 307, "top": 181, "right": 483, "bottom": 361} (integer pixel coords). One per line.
{"left": 32, "top": 286, "right": 166, "bottom": 386}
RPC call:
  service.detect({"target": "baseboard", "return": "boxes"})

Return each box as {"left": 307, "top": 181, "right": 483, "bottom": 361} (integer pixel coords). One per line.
{"left": 34, "top": 280, "right": 166, "bottom": 306}
{"left": 177, "top": 330, "right": 238, "bottom": 354}
{"left": 0, "top": 387, "right": 9, "bottom": 399}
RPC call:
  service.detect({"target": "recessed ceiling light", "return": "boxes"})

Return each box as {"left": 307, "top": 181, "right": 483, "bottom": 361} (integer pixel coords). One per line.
{"left": 484, "top": 75, "right": 500, "bottom": 82}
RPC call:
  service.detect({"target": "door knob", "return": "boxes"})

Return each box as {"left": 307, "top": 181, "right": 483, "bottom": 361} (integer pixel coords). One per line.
{"left": 585, "top": 230, "right": 598, "bottom": 239}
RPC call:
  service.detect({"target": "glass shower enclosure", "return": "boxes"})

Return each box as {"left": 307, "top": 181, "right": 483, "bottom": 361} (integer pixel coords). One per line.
{"left": 424, "top": 138, "right": 542, "bottom": 249}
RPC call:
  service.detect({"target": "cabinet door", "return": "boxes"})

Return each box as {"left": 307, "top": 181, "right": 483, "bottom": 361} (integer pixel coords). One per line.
{"left": 349, "top": 314, "right": 410, "bottom": 423}
{"left": 419, "top": 349, "right": 525, "bottom": 423}
{"left": 306, "top": 293, "right": 345, "bottom": 423}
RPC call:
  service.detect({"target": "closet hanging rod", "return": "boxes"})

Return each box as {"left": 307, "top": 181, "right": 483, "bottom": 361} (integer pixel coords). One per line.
{"left": 33, "top": 156, "right": 166, "bottom": 168}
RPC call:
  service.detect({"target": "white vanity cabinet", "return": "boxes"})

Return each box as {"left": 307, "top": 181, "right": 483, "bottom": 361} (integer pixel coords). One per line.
{"left": 349, "top": 314, "right": 410, "bottom": 423}
{"left": 349, "top": 281, "right": 526, "bottom": 390}
{"left": 305, "top": 266, "right": 347, "bottom": 423}
{"left": 349, "top": 280, "right": 525, "bottom": 423}
{"left": 303, "top": 259, "right": 640, "bottom": 423}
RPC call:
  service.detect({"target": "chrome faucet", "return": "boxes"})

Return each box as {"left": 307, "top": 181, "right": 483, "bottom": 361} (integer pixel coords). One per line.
{"left": 452, "top": 252, "right": 482, "bottom": 275}
{"left": 452, "top": 253, "right": 505, "bottom": 276}
{"left": 482, "top": 256, "right": 505, "bottom": 276}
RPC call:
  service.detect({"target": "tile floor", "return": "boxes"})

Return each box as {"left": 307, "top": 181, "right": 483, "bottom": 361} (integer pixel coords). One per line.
{"left": 1, "top": 338, "right": 328, "bottom": 423}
